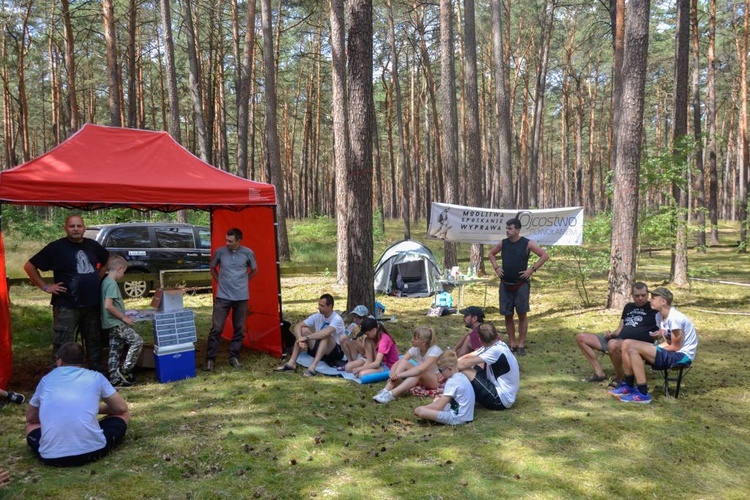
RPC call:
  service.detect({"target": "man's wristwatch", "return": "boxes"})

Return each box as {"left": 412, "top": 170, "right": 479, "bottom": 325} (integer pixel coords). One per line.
{"left": 531, "top": 266, "right": 537, "bottom": 272}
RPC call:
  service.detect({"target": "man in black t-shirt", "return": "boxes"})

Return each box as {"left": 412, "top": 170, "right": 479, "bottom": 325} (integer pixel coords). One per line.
{"left": 487, "top": 218, "right": 549, "bottom": 356}
{"left": 24, "top": 215, "right": 109, "bottom": 370}
{"left": 575, "top": 282, "right": 657, "bottom": 386}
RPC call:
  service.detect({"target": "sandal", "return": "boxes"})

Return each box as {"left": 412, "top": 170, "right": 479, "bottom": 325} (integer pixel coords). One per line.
{"left": 581, "top": 374, "right": 607, "bottom": 383}
{"left": 303, "top": 369, "right": 318, "bottom": 377}
{"left": 275, "top": 364, "right": 296, "bottom": 372}
{"left": 608, "top": 379, "right": 622, "bottom": 388}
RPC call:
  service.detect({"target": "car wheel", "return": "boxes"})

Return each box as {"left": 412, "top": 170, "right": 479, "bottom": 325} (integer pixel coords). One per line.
{"left": 121, "top": 279, "right": 151, "bottom": 299}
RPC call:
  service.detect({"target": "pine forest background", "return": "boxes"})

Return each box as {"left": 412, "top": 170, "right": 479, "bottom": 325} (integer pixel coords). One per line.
{"left": 0, "top": 0, "right": 748, "bottom": 260}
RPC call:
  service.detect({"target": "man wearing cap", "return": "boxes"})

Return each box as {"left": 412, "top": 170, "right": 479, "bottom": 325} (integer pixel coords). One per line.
{"left": 610, "top": 287, "right": 698, "bottom": 404}
{"left": 25, "top": 342, "right": 130, "bottom": 467}
{"left": 487, "top": 217, "right": 549, "bottom": 356}
{"left": 341, "top": 305, "right": 368, "bottom": 363}
{"left": 454, "top": 306, "right": 485, "bottom": 357}
{"left": 575, "top": 282, "right": 657, "bottom": 385}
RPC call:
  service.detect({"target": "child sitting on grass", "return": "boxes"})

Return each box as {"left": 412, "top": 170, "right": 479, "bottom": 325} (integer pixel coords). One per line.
{"left": 414, "top": 350, "right": 474, "bottom": 426}
{"left": 345, "top": 318, "right": 399, "bottom": 377}
{"left": 373, "top": 326, "right": 442, "bottom": 404}
{"left": 101, "top": 256, "right": 143, "bottom": 387}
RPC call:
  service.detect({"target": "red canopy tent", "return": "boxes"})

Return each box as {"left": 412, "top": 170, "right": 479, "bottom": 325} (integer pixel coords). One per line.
{"left": 0, "top": 124, "right": 283, "bottom": 388}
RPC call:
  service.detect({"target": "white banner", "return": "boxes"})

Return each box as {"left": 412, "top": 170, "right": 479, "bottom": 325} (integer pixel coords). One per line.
{"left": 427, "top": 203, "right": 584, "bottom": 246}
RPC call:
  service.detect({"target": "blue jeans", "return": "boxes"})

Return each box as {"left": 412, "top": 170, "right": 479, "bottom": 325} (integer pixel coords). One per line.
{"left": 206, "top": 298, "right": 247, "bottom": 360}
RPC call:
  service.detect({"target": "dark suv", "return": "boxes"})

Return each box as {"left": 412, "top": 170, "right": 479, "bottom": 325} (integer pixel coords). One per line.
{"left": 84, "top": 223, "right": 211, "bottom": 298}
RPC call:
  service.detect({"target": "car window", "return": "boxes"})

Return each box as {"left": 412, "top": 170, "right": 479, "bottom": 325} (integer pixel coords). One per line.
{"left": 155, "top": 227, "right": 195, "bottom": 249}
{"left": 198, "top": 228, "right": 211, "bottom": 249}
{"left": 107, "top": 227, "right": 151, "bottom": 248}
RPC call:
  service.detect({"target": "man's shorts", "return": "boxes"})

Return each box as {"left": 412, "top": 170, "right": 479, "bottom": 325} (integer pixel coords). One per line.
{"left": 652, "top": 347, "right": 692, "bottom": 371}
{"left": 499, "top": 281, "right": 530, "bottom": 316}
{"left": 308, "top": 341, "right": 345, "bottom": 366}
{"left": 596, "top": 334, "right": 610, "bottom": 353}
{"left": 27, "top": 416, "right": 127, "bottom": 467}
{"left": 470, "top": 367, "right": 508, "bottom": 411}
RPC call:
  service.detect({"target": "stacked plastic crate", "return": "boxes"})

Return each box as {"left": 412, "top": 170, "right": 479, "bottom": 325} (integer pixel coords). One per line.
{"left": 153, "top": 309, "right": 197, "bottom": 382}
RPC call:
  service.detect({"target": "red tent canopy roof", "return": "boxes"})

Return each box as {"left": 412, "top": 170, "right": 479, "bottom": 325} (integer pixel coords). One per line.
{"left": 0, "top": 124, "right": 276, "bottom": 210}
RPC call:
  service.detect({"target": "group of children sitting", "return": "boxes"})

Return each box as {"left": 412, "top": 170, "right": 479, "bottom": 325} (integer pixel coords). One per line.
{"left": 339, "top": 318, "right": 478, "bottom": 427}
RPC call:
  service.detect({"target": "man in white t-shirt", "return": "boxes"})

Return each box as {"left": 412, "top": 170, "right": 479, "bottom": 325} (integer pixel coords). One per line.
{"left": 610, "top": 287, "right": 698, "bottom": 404}
{"left": 275, "top": 293, "right": 346, "bottom": 377}
{"left": 25, "top": 342, "right": 130, "bottom": 467}
{"left": 458, "top": 322, "right": 520, "bottom": 410}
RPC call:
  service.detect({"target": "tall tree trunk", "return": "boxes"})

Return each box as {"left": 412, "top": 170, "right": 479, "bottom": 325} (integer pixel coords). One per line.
{"left": 606, "top": 0, "right": 650, "bottom": 310}
{"left": 60, "top": 0, "right": 79, "bottom": 133}
{"left": 386, "top": 0, "right": 411, "bottom": 240}
{"left": 440, "top": 0, "right": 459, "bottom": 269}
{"left": 236, "top": 0, "right": 256, "bottom": 178}
{"left": 345, "top": 0, "right": 374, "bottom": 312}
{"left": 16, "top": 1, "right": 32, "bottom": 161}
{"left": 491, "top": 0, "right": 513, "bottom": 208}
{"left": 103, "top": 0, "right": 122, "bottom": 127}
{"left": 691, "top": 0, "right": 705, "bottom": 252}
{"left": 707, "top": 0, "right": 719, "bottom": 244}
{"left": 330, "top": 0, "right": 350, "bottom": 284}
{"left": 608, "top": 0, "right": 625, "bottom": 193}
{"left": 159, "top": 0, "right": 181, "bottom": 143}
{"left": 261, "top": 0, "right": 290, "bottom": 260}
{"left": 463, "top": 0, "right": 482, "bottom": 269}
{"left": 414, "top": 3, "right": 444, "bottom": 204}
{"left": 126, "top": 0, "right": 138, "bottom": 127}
{"left": 529, "top": 0, "right": 556, "bottom": 208}
{"left": 739, "top": 0, "right": 750, "bottom": 250}
{"left": 671, "top": 0, "right": 690, "bottom": 285}
{"left": 183, "top": 0, "right": 209, "bottom": 162}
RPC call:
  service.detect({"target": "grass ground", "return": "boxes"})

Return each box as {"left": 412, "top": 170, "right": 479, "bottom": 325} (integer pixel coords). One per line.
{"left": 1, "top": 218, "right": 749, "bottom": 498}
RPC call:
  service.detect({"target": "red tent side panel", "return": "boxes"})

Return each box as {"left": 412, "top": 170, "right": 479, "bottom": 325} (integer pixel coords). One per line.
{"left": 0, "top": 231, "right": 13, "bottom": 388}
{"left": 212, "top": 207, "right": 282, "bottom": 357}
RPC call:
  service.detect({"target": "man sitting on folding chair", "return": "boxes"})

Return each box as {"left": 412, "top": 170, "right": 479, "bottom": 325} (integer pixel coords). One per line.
{"left": 609, "top": 287, "right": 698, "bottom": 404}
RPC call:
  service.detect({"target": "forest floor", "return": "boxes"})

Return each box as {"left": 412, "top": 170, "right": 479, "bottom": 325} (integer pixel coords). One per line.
{"left": 1, "top": 219, "right": 749, "bottom": 498}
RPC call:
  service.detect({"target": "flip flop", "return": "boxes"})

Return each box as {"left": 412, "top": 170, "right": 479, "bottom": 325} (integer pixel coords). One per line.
{"left": 303, "top": 369, "right": 318, "bottom": 377}
{"left": 581, "top": 374, "right": 607, "bottom": 383}
{"left": 275, "top": 364, "right": 296, "bottom": 372}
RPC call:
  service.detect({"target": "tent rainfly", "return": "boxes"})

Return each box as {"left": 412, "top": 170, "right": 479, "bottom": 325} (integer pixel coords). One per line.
{"left": 0, "top": 124, "right": 283, "bottom": 388}
{"left": 373, "top": 240, "right": 443, "bottom": 298}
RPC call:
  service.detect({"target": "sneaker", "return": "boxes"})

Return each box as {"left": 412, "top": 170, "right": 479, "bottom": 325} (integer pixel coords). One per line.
{"left": 619, "top": 391, "right": 652, "bottom": 404}
{"left": 372, "top": 389, "right": 387, "bottom": 400}
{"left": 116, "top": 368, "right": 136, "bottom": 384}
{"left": 373, "top": 390, "right": 395, "bottom": 404}
{"left": 608, "top": 382, "right": 633, "bottom": 398}
{"left": 230, "top": 357, "right": 242, "bottom": 369}
{"left": 110, "top": 376, "right": 133, "bottom": 388}
{"left": 6, "top": 391, "right": 25, "bottom": 404}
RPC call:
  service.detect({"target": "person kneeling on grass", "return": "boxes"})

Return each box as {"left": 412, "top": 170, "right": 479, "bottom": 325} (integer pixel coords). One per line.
{"left": 458, "top": 322, "right": 520, "bottom": 411}
{"left": 26, "top": 342, "right": 130, "bottom": 467}
{"left": 414, "top": 351, "right": 474, "bottom": 426}
{"left": 609, "top": 287, "right": 698, "bottom": 404}
{"left": 101, "top": 255, "right": 143, "bottom": 387}
{"left": 345, "top": 318, "right": 399, "bottom": 377}
{"left": 373, "top": 326, "right": 443, "bottom": 404}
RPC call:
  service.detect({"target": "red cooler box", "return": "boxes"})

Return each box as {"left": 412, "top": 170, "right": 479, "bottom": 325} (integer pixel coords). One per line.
{"left": 154, "top": 343, "right": 196, "bottom": 383}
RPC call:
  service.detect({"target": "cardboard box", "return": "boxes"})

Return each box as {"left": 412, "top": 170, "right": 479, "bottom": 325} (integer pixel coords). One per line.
{"left": 150, "top": 288, "right": 185, "bottom": 312}
{"left": 154, "top": 343, "right": 196, "bottom": 383}
{"left": 136, "top": 343, "right": 155, "bottom": 369}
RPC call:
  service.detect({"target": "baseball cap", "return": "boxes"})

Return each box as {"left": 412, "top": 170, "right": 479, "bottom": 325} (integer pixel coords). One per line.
{"left": 348, "top": 305, "right": 369, "bottom": 318}
{"left": 650, "top": 287, "right": 673, "bottom": 304}
{"left": 459, "top": 306, "right": 485, "bottom": 320}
